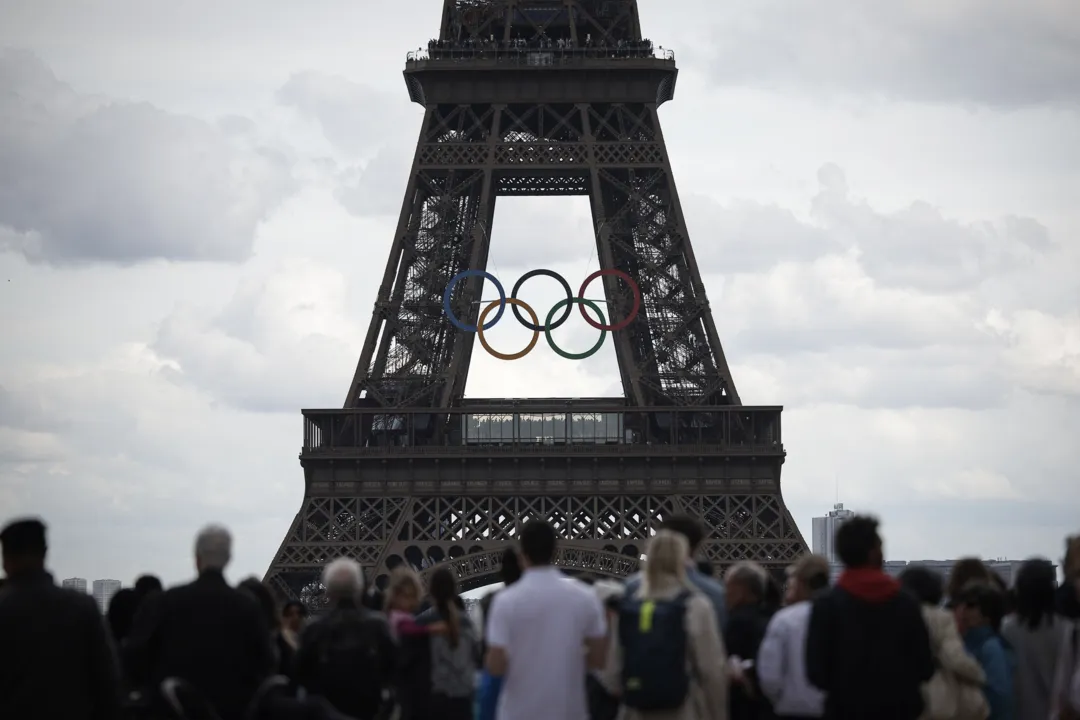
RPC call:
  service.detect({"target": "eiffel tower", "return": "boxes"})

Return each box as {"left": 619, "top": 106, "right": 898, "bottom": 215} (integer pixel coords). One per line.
{"left": 265, "top": 0, "right": 807, "bottom": 606}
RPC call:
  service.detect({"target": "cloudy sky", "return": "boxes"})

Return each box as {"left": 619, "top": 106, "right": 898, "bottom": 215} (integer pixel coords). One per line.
{"left": 1, "top": 0, "right": 1078, "bottom": 587}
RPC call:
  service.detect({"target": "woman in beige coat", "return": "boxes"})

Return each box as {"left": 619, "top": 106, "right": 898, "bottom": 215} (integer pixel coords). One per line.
{"left": 605, "top": 530, "right": 729, "bottom": 720}
{"left": 900, "top": 566, "right": 989, "bottom": 720}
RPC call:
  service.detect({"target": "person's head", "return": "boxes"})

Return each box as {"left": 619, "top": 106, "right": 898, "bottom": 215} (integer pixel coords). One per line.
{"left": 643, "top": 530, "right": 690, "bottom": 594}
{"left": 1, "top": 518, "right": 47, "bottom": 576}
{"left": 785, "top": 554, "right": 831, "bottom": 605}
{"left": 384, "top": 566, "right": 423, "bottom": 613}
{"left": 239, "top": 578, "right": 279, "bottom": 631}
{"left": 281, "top": 600, "right": 307, "bottom": 632}
{"left": 429, "top": 567, "right": 459, "bottom": 608}
{"left": 322, "top": 557, "right": 365, "bottom": 605}
{"left": 134, "top": 575, "right": 163, "bottom": 597}
{"left": 106, "top": 588, "right": 140, "bottom": 643}
{"left": 834, "top": 515, "right": 883, "bottom": 569}
{"left": 953, "top": 581, "right": 1006, "bottom": 634}
{"left": 659, "top": 515, "right": 706, "bottom": 557}
{"left": 947, "top": 557, "right": 991, "bottom": 601}
{"left": 193, "top": 524, "right": 231, "bottom": 574}
{"left": 725, "top": 561, "right": 767, "bottom": 610}
{"left": 519, "top": 520, "right": 557, "bottom": 568}
{"left": 1063, "top": 535, "right": 1080, "bottom": 599}
{"left": 899, "top": 565, "right": 945, "bottom": 606}
{"left": 1014, "top": 558, "right": 1057, "bottom": 630}
{"left": 500, "top": 546, "right": 523, "bottom": 585}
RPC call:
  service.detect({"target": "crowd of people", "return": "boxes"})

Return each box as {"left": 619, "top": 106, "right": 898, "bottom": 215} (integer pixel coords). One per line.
{"left": 415, "top": 36, "right": 662, "bottom": 61}
{"left": 1, "top": 513, "right": 1080, "bottom": 720}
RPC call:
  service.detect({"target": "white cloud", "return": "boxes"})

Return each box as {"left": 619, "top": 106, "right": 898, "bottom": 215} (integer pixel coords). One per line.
{"left": 0, "top": 50, "right": 295, "bottom": 265}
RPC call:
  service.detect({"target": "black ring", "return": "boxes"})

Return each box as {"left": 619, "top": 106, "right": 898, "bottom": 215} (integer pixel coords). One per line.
{"left": 510, "top": 269, "right": 573, "bottom": 332}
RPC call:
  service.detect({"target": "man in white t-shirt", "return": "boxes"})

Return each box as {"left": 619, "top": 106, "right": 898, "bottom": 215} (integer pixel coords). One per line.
{"left": 485, "top": 520, "right": 608, "bottom": 720}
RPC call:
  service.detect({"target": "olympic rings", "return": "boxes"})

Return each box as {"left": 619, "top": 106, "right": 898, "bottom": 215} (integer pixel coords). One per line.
{"left": 545, "top": 297, "right": 607, "bottom": 360}
{"left": 578, "top": 269, "right": 641, "bottom": 332}
{"left": 442, "top": 267, "right": 641, "bottom": 360}
{"left": 477, "top": 299, "right": 541, "bottom": 360}
{"left": 444, "top": 270, "right": 506, "bottom": 332}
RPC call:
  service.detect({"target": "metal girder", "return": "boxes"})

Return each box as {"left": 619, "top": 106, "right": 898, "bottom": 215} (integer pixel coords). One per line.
{"left": 266, "top": 4, "right": 809, "bottom": 606}
{"left": 263, "top": 491, "right": 807, "bottom": 605}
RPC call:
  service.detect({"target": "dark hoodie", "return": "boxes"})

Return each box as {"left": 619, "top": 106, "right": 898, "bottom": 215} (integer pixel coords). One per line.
{"left": 805, "top": 567, "right": 934, "bottom": 720}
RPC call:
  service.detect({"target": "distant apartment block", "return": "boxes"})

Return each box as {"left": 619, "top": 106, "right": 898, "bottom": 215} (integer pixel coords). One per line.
{"left": 62, "top": 577, "right": 88, "bottom": 593}
{"left": 828, "top": 560, "right": 1054, "bottom": 588}
{"left": 811, "top": 503, "right": 855, "bottom": 563}
{"left": 92, "top": 579, "right": 122, "bottom": 613}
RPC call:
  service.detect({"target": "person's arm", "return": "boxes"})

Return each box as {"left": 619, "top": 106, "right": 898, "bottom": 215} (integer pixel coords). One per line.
{"left": 292, "top": 622, "right": 322, "bottom": 691}
{"left": 484, "top": 595, "right": 510, "bottom": 677}
{"left": 755, "top": 612, "right": 787, "bottom": 705}
{"left": 976, "top": 639, "right": 1011, "bottom": 720}
{"left": 583, "top": 592, "right": 608, "bottom": 671}
{"left": 687, "top": 596, "right": 729, "bottom": 720}
{"left": 85, "top": 600, "right": 123, "bottom": 720}
{"left": 804, "top": 596, "right": 831, "bottom": 692}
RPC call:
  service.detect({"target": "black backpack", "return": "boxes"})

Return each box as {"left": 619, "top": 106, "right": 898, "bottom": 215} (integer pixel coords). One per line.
{"left": 618, "top": 590, "right": 693, "bottom": 711}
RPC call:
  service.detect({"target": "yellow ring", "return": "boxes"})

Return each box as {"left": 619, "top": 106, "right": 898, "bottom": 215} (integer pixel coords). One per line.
{"left": 476, "top": 298, "right": 540, "bottom": 361}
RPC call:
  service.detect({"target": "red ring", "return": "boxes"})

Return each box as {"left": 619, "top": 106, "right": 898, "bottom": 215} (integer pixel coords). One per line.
{"left": 577, "top": 269, "right": 641, "bottom": 332}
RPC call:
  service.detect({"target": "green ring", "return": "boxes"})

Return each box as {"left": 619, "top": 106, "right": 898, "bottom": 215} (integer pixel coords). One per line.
{"left": 544, "top": 297, "right": 607, "bottom": 360}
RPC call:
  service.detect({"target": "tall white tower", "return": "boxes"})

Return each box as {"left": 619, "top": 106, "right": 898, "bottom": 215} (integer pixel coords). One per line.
{"left": 812, "top": 503, "right": 855, "bottom": 564}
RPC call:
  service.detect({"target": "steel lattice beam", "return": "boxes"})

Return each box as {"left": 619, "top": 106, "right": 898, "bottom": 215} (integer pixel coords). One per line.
{"left": 266, "top": 0, "right": 808, "bottom": 606}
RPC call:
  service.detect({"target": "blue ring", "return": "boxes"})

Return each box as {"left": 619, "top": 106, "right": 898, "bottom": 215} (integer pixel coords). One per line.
{"left": 443, "top": 270, "right": 506, "bottom": 332}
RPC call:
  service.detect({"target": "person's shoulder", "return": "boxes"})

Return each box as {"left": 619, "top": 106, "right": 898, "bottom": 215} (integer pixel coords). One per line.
{"left": 59, "top": 586, "right": 103, "bottom": 616}
{"left": 770, "top": 599, "right": 810, "bottom": 626}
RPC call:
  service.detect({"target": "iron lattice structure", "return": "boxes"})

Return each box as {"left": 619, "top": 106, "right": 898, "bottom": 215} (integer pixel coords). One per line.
{"left": 265, "top": 0, "right": 807, "bottom": 607}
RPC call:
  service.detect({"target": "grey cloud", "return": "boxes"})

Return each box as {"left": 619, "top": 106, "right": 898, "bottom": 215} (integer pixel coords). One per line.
{"left": 336, "top": 143, "right": 415, "bottom": 217}
{"left": 707, "top": 0, "right": 1080, "bottom": 108}
{"left": 277, "top": 71, "right": 416, "bottom": 157}
{"left": 682, "top": 193, "right": 841, "bottom": 272}
{"left": 0, "top": 49, "right": 295, "bottom": 265}
{"left": 0, "top": 384, "right": 63, "bottom": 432}
{"left": 811, "top": 165, "right": 1058, "bottom": 293}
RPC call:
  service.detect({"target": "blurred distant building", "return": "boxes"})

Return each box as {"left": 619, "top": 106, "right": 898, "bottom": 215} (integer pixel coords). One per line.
{"left": 828, "top": 560, "right": 1052, "bottom": 588}
{"left": 812, "top": 503, "right": 854, "bottom": 563}
{"left": 92, "top": 579, "right": 122, "bottom": 613}
{"left": 62, "top": 577, "right": 88, "bottom": 593}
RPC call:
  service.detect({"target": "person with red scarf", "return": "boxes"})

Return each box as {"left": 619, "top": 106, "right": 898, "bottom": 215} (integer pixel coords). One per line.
{"left": 804, "top": 515, "right": 934, "bottom": 720}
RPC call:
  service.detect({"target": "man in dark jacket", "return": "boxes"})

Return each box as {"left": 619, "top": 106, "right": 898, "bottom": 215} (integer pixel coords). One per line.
{"left": 805, "top": 515, "right": 933, "bottom": 720}
{"left": 0, "top": 518, "right": 122, "bottom": 720}
{"left": 124, "top": 524, "right": 274, "bottom": 720}
{"left": 294, "top": 558, "right": 396, "bottom": 720}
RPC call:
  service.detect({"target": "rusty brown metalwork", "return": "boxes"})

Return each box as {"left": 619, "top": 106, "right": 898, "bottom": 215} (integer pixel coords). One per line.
{"left": 264, "top": 0, "right": 807, "bottom": 606}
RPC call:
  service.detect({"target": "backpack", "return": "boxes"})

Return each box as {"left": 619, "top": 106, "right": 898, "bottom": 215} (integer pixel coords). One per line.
{"left": 618, "top": 590, "right": 693, "bottom": 711}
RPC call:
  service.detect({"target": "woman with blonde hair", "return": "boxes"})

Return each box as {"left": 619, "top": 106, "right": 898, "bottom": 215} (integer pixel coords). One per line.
{"left": 609, "top": 530, "right": 729, "bottom": 720}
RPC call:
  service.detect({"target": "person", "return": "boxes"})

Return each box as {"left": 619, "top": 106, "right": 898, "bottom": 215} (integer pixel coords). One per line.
{"left": 610, "top": 530, "right": 728, "bottom": 720}
{"left": 1056, "top": 535, "right": 1080, "bottom": 620}
{"left": 953, "top": 582, "right": 1014, "bottom": 720}
{"left": 294, "top": 558, "right": 397, "bottom": 720}
{"left": 947, "top": 558, "right": 992, "bottom": 604}
{"left": 625, "top": 515, "right": 727, "bottom": 632}
{"left": 485, "top": 520, "right": 608, "bottom": 720}
{"left": 805, "top": 515, "right": 933, "bottom": 720}
{"left": 757, "top": 554, "right": 830, "bottom": 720}
{"left": 723, "top": 561, "right": 774, "bottom": 720}
{"left": 106, "top": 587, "right": 141, "bottom": 644}
{"left": 477, "top": 547, "right": 524, "bottom": 720}
{"left": 280, "top": 600, "right": 307, "bottom": 649}
{"left": 0, "top": 518, "right": 123, "bottom": 720}
{"left": 417, "top": 567, "right": 480, "bottom": 720}
{"left": 898, "top": 566, "right": 988, "bottom": 720}
{"left": 1001, "top": 558, "right": 1067, "bottom": 720}
{"left": 1051, "top": 552, "right": 1080, "bottom": 718}
{"left": 238, "top": 577, "right": 296, "bottom": 679}
{"left": 124, "top": 524, "right": 274, "bottom": 720}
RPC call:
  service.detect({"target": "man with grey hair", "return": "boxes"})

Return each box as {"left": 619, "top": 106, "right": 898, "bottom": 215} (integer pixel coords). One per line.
{"left": 294, "top": 558, "right": 396, "bottom": 720}
{"left": 125, "top": 524, "right": 274, "bottom": 720}
{"left": 724, "top": 560, "right": 774, "bottom": 720}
